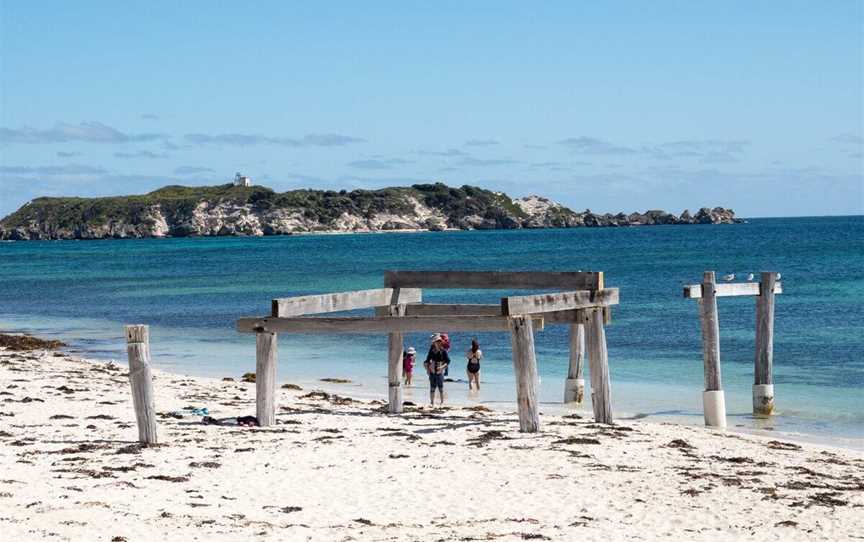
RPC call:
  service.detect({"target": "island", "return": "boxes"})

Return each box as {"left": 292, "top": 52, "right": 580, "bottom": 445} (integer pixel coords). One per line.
{"left": 0, "top": 182, "right": 741, "bottom": 240}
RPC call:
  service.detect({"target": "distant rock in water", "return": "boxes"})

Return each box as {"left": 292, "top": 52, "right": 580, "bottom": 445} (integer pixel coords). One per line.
{"left": 0, "top": 183, "right": 742, "bottom": 240}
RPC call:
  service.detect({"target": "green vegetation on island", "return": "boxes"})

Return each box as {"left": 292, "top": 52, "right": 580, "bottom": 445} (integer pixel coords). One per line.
{"left": 0, "top": 182, "right": 739, "bottom": 240}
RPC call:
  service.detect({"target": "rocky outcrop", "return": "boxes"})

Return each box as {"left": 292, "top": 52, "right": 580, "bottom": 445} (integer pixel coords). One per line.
{"left": 0, "top": 183, "right": 742, "bottom": 240}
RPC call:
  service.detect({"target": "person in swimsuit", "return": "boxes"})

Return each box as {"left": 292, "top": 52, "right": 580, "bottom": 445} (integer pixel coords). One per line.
{"left": 423, "top": 333, "right": 451, "bottom": 406}
{"left": 466, "top": 338, "right": 483, "bottom": 391}
{"left": 402, "top": 346, "right": 416, "bottom": 386}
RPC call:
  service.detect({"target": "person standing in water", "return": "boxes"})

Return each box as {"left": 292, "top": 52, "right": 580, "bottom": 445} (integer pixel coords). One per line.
{"left": 423, "top": 334, "right": 450, "bottom": 406}
{"left": 466, "top": 338, "right": 483, "bottom": 391}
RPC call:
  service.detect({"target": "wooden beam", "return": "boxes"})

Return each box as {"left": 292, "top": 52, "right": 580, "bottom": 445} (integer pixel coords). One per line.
{"left": 375, "top": 303, "right": 502, "bottom": 317}
{"left": 384, "top": 270, "right": 604, "bottom": 290}
{"left": 753, "top": 272, "right": 778, "bottom": 417}
{"left": 377, "top": 303, "right": 609, "bottom": 324}
{"left": 564, "top": 323, "right": 586, "bottom": 404}
{"left": 683, "top": 282, "right": 782, "bottom": 299}
{"left": 501, "top": 288, "right": 619, "bottom": 316}
{"left": 387, "top": 304, "right": 406, "bottom": 414}
{"left": 272, "top": 288, "right": 422, "bottom": 317}
{"left": 255, "top": 332, "right": 278, "bottom": 427}
{"left": 585, "top": 309, "right": 613, "bottom": 424}
{"left": 696, "top": 271, "right": 727, "bottom": 428}
{"left": 509, "top": 315, "right": 540, "bottom": 432}
{"left": 125, "top": 325, "right": 158, "bottom": 444}
{"left": 699, "top": 272, "right": 722, "bottom": 392}
{"left": 238, "top": 315, "right": 545, "bottom": 334}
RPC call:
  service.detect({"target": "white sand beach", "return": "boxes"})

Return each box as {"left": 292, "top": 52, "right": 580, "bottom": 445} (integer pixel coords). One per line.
{"left": 1, "top": 346, "right": 862, "bottom": 541}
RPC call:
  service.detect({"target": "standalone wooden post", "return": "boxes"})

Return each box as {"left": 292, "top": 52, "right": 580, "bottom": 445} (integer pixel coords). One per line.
{"left": 698, "top": 271, "right": 726, "bottom": 428}
{"left": 585, "top": 309, "right": 613, "bottom": 424}
{"left": 387, "top": 304, "right": 407, "bottom": 414}
{"left": 564, "top": 323, "right": 586, "bottom": 404}
{"left": 753, "top": 271, "right": 777, "bottom": 416}
{"left": 509, "top": 315, "right": 540, "bottom": 432}
{"left": 256, "top": 332, "right": 278, "bottom": 426}
{"left": 125, "top": 325, "right": 158, "bottom": 444}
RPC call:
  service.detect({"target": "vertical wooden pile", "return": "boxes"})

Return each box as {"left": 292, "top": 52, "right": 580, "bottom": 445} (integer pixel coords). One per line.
{"left": 509, "top": 315, "right": 540, "bottom": 432}
{"left": 584, "top": 309, "right": 613, "bottom": 424}
{"left": 564, "top": 323, "right": 585, "bottom": 404}
{"left": 698, "top": 271, "right": 726, "bottom": 428}
{"left": 125, "top": 325, "right": 158, "bottom": 444}
{"left": 387, "top": 302, "right": 407, "bottom": 414}
{"left": 753, "top": 271, "right": 777, "bottom": 416}
{"left": 256, "top": 331, "right": 278, "bottom": 426}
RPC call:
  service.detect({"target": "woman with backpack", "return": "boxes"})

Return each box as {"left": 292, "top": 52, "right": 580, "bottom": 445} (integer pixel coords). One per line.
{"left": 423, "top": 333, "right": 451, "bottom": 406}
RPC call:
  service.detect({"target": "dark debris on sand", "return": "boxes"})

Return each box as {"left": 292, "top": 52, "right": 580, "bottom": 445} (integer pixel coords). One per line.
{"left": 0, "top": 333, "right": 66, "bottom": 351}
{"left": 146, "top": 474, "right": 191, "bottom": 483}
{"left": 552, "top": 436, "right": 601, "bottom": 445}
{"left": 467, "top": 430, "right": 511, "bottom": 447}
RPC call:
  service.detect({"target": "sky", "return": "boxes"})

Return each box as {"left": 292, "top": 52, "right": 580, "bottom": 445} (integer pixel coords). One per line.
{"left": 0, "top": 1, "right": 862, "bottom": 218}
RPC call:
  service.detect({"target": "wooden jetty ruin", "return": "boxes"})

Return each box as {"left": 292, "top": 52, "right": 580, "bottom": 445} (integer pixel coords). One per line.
{"left": 120, "top": 269, "right": 788, "bottom": 444}
{"left": 234, "top": 270, "right": 620, "bottom": 433}
{"left": 683, "top": 271, "right": 782, "bottom": 428}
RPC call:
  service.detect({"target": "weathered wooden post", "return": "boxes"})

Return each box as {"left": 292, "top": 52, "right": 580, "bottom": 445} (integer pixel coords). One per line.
{"left": 125, "top": 325, "right": 158, "bottom": 444}
{"left": 698, "top": 271, "right": 726, "bottom": 428}
{"left": 387, "top": 303, "right": 407, "bottom": 414}
{"left": 753, "top": 271, "right": 777, "bottom": 416}
{"left": 256, "top": 331, "right": 278, "bottom": 426}
{"left": 508, "top": 315, "right": 540, "bottom": 432}
{"left": 564, "top": 323, "right": 586, "bottom": 404}
{"left": 584, "top": 308, "right": 613, "bottom": 424}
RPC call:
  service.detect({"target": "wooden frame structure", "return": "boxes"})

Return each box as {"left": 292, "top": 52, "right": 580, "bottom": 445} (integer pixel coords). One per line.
{"left": 683, "top": 271, "right": 782, "bottom": 428}
{"left": 236, "top": 271, "right": 620, "bottom": 432}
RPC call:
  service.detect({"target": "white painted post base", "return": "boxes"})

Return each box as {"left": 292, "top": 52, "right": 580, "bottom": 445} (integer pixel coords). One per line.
{"left": 702, "top": 390, "right": 727, "bottom": 428}
{"left": 388, "top": 384, "right": 403, "bottom": 414}
{"left": 564, "top": 378, "right": 585, "bottom": 404}
{"left": 752, "top": 384, "right": 775, "bottom": 417}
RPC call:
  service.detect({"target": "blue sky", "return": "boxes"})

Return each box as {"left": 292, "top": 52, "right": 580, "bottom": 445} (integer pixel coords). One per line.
{"left": 1, "top": 1, "right": 862, "bottom": 218}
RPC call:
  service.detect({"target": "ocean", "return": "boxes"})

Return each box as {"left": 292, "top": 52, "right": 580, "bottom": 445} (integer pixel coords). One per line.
{"left": 1, "top": 216, "right": 862, "bottom": 447}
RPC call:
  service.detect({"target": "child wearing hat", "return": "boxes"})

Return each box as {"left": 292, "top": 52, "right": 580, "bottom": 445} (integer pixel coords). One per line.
{"left": 402, "top": 346, "right": 416, "bottom": 386}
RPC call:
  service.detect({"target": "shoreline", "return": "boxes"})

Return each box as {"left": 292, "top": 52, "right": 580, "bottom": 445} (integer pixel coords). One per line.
{"left": 2, "top": 343, "right": 863, "bottom": 540}
{"left": 0, "top": 220, "right": 744, "bottom": 242}
{"left": 3, "top": 325, "right": 862, "bottom": 451}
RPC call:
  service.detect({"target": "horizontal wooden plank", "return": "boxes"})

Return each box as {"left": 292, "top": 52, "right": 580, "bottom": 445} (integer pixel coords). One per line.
{"left": 683, "top": 282, "right": 783, "bottom": 299}
{"left": 384, "top": 270, "right": 603, "bottom": 290}
{"left": 272, "top": 288, "right": 422, "bottom": 317}
{"left": 542, "top": 307, "right": 613, "bottom": 325}
{"left": 501, "top": 288, "right": 619, "bottom": 316}
{"left": 238, "top": 315, "right": 544, "bottom": 334}
{"left": 374, "top": 303, "right": 612, "bottom": 324}
{"left": 374, "top": 303, "right": 502, "bottom": 317}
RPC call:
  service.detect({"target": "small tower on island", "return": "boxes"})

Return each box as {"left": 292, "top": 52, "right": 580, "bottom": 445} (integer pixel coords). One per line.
{"left": 233, "top": 172, "right": 252, "bottom": 187}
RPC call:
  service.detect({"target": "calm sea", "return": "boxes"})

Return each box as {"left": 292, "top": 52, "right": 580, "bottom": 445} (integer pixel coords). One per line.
{"left": 1, "top": 216, "right": 862, "bottom": 446}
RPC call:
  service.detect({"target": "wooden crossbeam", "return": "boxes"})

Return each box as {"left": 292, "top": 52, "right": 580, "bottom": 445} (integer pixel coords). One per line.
{"left": 272, "top": 288, "right": 422, "bottom": 317}
{"left": 373, "top": 303, "right": 612, "bottom": 324}
{"left": 501, "top": 288, "right": 619, "bottom": 316}
{"left": 384, "top": 270, "right": 603, "bottom": 290}
{"left": 543, "top": 307, "right": 612, "bottom": 325}
{"left": 375, "top": 303, "right": 502, "bottom": 317}
{"left": 683, "top": 282, "right": 782, "bottom": 299}
{"left": 238, "top": 315, "right": 545, "bottom": 334}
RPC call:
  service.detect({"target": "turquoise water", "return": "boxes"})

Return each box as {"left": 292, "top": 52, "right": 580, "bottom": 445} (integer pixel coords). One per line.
{"left": 1, "top": 217, "right": 862, "bottom": 445}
